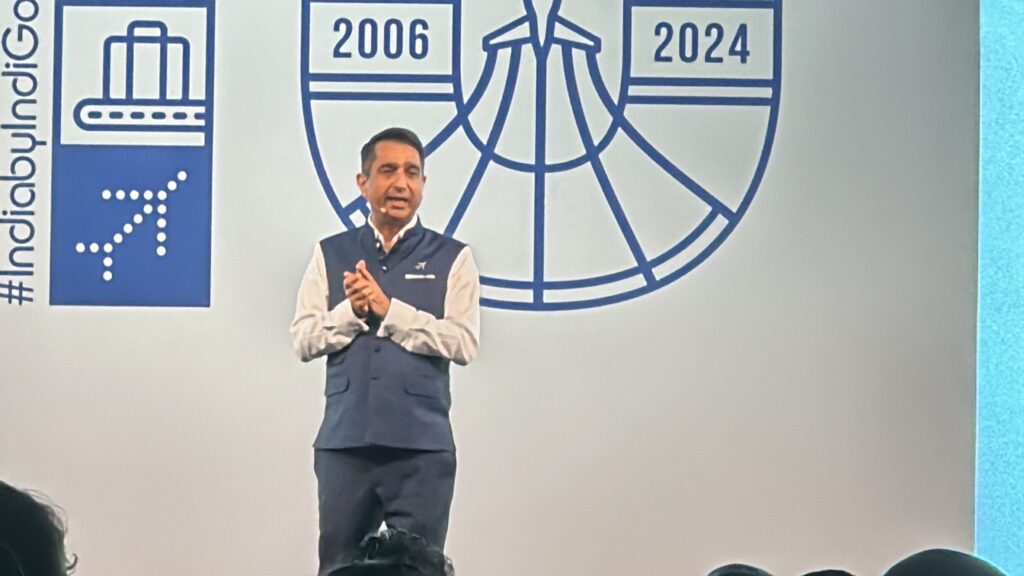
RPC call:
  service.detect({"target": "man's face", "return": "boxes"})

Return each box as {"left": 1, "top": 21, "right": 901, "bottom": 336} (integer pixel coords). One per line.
{"left": 356, "top": 140, "right": 425, "bottom": 228}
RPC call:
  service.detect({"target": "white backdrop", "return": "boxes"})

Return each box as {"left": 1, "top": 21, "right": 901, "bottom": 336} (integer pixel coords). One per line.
{"left": 0, "top": 1, "right": 978, "bottom": 575}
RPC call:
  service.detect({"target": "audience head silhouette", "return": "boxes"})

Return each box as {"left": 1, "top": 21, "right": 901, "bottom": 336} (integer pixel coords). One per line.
{"left": 337, "top": 529, "right": 453, "bottom": 576}
{"left": 0, "top": 481, "right": 76, "bottom": 576}
{"left": 707, "top": 563, "right": 773, "bottom": 576}
{"left": 884, "top": 549, "right": 1006, "bottom": 576}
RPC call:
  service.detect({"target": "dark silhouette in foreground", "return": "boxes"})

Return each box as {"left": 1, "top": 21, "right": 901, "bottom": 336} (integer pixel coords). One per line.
{"left": 0, "top": 480, "right": 76, "bottom": 576}
{"left": 336, "top": 529, "right": 453, "bottom": 576}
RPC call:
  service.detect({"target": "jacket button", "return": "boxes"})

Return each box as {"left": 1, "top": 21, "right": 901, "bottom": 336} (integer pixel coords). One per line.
{"left": 373, "top": 345, "right": 381, "bottom": 353}
{"left": 382, "top": 265, "right": 388, "bottom": 272}
{"left": 371, "top": 374, "right": 380, "bottom": 380}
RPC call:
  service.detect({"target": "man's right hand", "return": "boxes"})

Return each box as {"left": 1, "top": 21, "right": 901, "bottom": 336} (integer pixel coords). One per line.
{"left": 343, "top": 268, "right": 370, "bottom": 318}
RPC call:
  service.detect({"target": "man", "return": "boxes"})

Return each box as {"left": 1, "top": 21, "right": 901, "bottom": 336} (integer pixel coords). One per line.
{"left": 290, "top": 127, "right": 480, "bottom": 576}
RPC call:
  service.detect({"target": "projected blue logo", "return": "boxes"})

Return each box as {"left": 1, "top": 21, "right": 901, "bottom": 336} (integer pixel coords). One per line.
{"left": 51, "top": 0, "right": 215, "bottom": 307}
{"left": 301, "top": 0, "right": 781, "bottom": 311}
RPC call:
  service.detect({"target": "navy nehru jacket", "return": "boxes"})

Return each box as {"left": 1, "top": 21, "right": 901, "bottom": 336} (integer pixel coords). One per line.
{"left": 316, "top": 221, "right": 468, "bottom": 451}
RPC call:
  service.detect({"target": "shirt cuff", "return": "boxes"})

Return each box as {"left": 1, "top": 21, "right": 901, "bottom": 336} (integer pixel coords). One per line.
{"left": 379, "top": 297, "right": 418, "bottom": 339}
{"left": 328, "top": 299, "right": 370, "bottom": 334}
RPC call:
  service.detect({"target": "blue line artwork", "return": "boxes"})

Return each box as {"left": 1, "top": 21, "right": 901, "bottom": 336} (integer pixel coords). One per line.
{"left": 75, "top": 21, "right": 206, "bottom": 133}
{"left": 70, "top": 171, "right": 190, "bottom": 284}
{"left": 301, "top": 0, "right": 782, "bottom": 311}
{"left": 51, "top": 0, "right": 215, "bottom": 307}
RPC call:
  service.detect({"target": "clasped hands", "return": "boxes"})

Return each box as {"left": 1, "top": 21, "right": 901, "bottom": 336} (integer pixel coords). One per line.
{"left": 344, "top": 260, "right": 390, "bottom": 319}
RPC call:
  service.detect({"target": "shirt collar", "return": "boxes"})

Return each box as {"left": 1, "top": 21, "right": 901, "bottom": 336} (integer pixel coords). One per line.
{"left": 367, "top": 214, "right": 419, "bottom": 250}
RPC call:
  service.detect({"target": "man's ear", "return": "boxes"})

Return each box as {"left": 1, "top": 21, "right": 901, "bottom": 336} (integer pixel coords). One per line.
{"left": 355, "top": 172, "right": 368, "bottom": 196}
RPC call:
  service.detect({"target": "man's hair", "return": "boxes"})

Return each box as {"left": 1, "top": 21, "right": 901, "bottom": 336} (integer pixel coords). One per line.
{"left": 0, "top": 481, "right": 76, "bottom": 576}
{"left": 360, "top": 127, "right": 425, "bottom": 175}
{"left": 338, "top": 529, "right": 453, "bottom": 576}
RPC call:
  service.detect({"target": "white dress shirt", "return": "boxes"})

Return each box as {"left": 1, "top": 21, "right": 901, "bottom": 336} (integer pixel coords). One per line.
{"left": 290, "top": 217, "right": 481, "bottom": 366}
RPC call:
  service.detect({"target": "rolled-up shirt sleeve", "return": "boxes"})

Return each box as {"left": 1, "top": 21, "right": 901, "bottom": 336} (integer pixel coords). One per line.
{"left": 378, "top": 246, "right": 481, "bottom": 366}
{"left": 290, "top": 244, "right": 369, "bottom": 362}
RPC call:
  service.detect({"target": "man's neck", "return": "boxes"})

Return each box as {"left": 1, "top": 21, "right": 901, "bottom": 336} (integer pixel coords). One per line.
{"left": 370, "top": 215, "right": 413, "bottom": 251}
{"left": 376, "top": 224, "right": 399, "bottom": 250}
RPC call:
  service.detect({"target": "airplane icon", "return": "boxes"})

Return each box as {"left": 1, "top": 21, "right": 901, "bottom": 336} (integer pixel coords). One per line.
{"left": 483, "top": 0, "right": 601, "bottom": 53}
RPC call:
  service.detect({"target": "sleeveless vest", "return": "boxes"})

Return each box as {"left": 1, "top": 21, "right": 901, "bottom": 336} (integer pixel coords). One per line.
{"left": 315, "top": 222, "right": 465, "bottom": 451}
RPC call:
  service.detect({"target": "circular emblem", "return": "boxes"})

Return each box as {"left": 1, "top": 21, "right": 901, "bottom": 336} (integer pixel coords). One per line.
{"left": 302, "top": 0, "right": 782, "bottom": 310}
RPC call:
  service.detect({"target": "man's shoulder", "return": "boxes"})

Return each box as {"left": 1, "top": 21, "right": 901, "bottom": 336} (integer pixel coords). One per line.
{"left": 319, "top": 227, "right": 363, "bottom": 248}
{"left": 420, "top": 226, "right": 467, "bottom": 250}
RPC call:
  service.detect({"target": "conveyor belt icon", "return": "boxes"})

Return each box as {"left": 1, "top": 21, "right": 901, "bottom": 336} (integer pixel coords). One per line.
{"left": 73, "top": 21, "right": 206, "bottom": 132}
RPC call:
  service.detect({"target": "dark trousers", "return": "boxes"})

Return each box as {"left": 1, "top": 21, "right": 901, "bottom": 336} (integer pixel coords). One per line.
{"left": 314, "top": 447, "right": 457, "bottom": 576}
